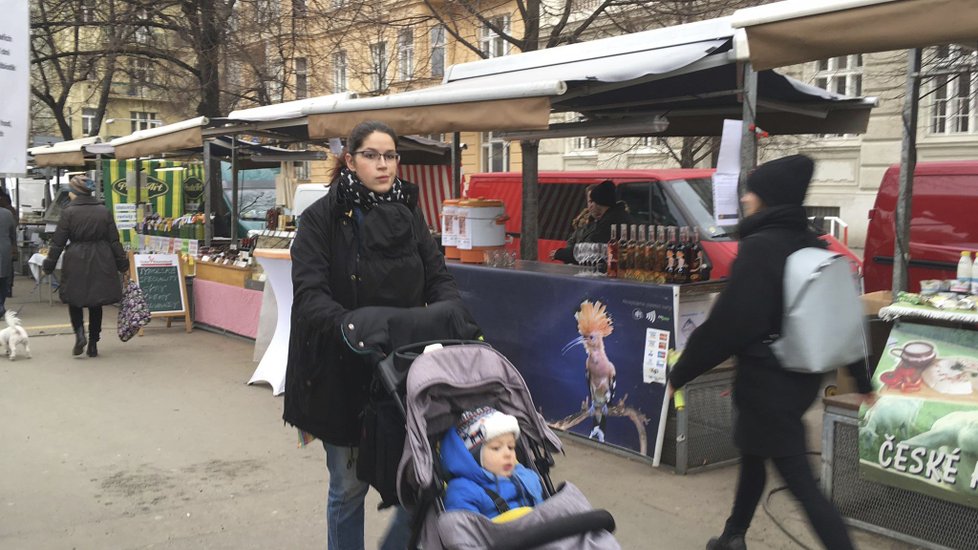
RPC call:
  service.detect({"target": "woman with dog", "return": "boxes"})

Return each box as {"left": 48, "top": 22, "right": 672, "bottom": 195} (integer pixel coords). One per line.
{"left": 43, "top": 175, "right": 129, "bottom": 357}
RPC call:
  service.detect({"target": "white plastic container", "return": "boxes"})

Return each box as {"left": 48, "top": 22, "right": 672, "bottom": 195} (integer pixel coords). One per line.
{"left": 972, "top": 251, "right": 978, "bottom": 294}
{"left": 958, "top": 250, "right": 971, "bottom": 282}
{"left": 457, "top": 198, "right": 509, "bottom": 263}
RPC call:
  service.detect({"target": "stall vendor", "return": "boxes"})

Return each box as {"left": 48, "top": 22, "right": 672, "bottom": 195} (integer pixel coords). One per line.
{"left": 551, "top": 180, "right": 631, "bottom": 264}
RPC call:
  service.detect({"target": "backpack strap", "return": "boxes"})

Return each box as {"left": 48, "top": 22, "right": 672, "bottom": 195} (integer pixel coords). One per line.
{"left": 482, "top": 487, "right": 511, "bottom": 515}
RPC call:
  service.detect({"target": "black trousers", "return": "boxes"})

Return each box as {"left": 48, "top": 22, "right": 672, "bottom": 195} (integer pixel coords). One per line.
{"left": 69, "top": 305, "right": 103, "bottom": 341}
{"left": 724, "top": 453, "right": 854, "bottom": 550}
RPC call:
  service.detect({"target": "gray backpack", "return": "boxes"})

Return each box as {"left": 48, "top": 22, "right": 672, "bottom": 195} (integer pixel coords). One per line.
{"left": 771, "top": 247, "right": 867, "bottom": 374}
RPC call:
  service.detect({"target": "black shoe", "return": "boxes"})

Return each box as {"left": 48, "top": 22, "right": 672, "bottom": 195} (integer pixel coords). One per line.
{"left": 72, "top": 327, "right": 87, "bottom": 356}
{"left": 87, "top": 341, "right": 98, "bottom": 357}
{"left": 706, "top": 534, "right": 747, "bottom": 550}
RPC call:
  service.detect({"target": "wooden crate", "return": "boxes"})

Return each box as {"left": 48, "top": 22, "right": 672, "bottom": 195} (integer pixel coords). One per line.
{"left": 194, "top": 261, "right": 254, "bottom": 288}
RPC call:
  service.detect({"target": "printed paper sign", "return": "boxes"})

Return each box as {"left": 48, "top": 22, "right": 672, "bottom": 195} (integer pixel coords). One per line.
{"left": 643, "top": 328, "right": 670, "bottom": 384}
{"left": 114, "top": 204, "right": 137, "bottom": 230}
{"left": 0, "top": 0, "right": 29, "bottom": 176}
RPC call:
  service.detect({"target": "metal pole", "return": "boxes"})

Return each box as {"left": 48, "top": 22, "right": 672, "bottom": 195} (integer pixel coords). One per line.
{"left": 135, "top": 159, "right": 142, "bottom": 208}
{"left": 451, "top": 132, "right": 462, "bottom": 198}
{"left": 520, "top": 139, "right": 539, "bottom": 261}
{"left": 94, "top": 154, "right": 103, "bottom": 201}
{"left": 203, "top": 140, "right": 213, "bottom": 247}
{"left": 739, "top": 62, "right": 758, "bottom": 200}
{"left": 893, "top": 48, "right": 921, "bottom": 299}
{"left": 231, "top": 138, "right": 239, "bottom": 246}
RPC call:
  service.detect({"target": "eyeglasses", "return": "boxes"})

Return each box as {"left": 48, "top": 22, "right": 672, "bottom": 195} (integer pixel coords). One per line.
{"left": 352, "top": 150, "right": 400, "bottom": 163}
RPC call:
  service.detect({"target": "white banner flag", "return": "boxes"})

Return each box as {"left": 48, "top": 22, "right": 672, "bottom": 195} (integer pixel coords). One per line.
{"left": 0, "top": 0, "right": 29, "bottom": 176}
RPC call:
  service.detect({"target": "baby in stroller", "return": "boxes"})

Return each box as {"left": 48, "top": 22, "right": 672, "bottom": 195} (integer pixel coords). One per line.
{"left": 442, "top": 406, "right": 544, "bottom": 519}
{"left": 396, "top": 343, "right": 621, "bottom": 549}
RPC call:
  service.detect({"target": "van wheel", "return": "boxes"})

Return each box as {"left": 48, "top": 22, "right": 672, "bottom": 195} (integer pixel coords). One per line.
{"left": 824, "top": 385, "right": 838, "bottom": 397}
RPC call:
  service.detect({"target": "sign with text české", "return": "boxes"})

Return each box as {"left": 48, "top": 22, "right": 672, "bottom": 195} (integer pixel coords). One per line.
{"left": 859, "top": 323, "right": 978, "bottom": 509}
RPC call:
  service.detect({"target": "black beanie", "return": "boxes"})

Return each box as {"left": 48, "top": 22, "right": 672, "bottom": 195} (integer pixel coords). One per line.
{"left": 589, "top": 180, "right": 616, "bottom": 207}
{"left": 746, "top": 155, "right": 814, "bottom": 207}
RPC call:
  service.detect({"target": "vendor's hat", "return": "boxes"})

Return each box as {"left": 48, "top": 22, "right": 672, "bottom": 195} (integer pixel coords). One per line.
{"left": 589, "top": 180, "right": 616, "bottom": 207}
{"left": 69, "top": 175, "right": 96, "bottom": 196}
{"left": 456, "top": 406, "right": 520, "bottom": 464}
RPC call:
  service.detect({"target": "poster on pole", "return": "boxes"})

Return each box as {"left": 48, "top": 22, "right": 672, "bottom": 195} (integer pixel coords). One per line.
{"left": 712, "top": 119, "right": 743, "bottom": 226}
{"left": 0, "top": 0, "right": 30, "bottom": 176}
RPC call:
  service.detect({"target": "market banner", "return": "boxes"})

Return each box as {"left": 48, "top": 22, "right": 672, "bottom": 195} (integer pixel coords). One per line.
{"left": 859, "top": 322, "right": 978, "bottom": 509}
{"left": 0, "top": 0, "right": 29, "bottom": 176}
{"left": 448, "top": 263, "right": 676, "bottom": 459}
{"left": 102, "top": 159, "right": 189, "bottom": 244}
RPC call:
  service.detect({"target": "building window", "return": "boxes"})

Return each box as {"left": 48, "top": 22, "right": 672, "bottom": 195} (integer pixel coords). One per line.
{"left": 293, "top": 0, "right": 306, "bottom": 17}
{"left": 128, "top": 57, "right": 152, "bottom": 95}
{"left": 573, "top": 136, "right": 599, "bottom": 150}
{"left": 295, "top": 57, "right": 308, "bottom": 99}
{"left": 814, "top": 55, "right": 863, "bottom": 96}
{"left": 130, "top": 111, "right": 159, "bottom": 133}
{"left": 81, "top": 108, "right": 97, "bottom": 136}
{"left": 135, "top": 10, "right": 152, "bottom": 46}
{"left": 929, "top": 45, "right": 977, "bottom": 134}
{"left": 639, "top": 136, "right": 666, "bottom": 148}
{"left": 371, "top": 42, "right": 387, "bottom": 91}
{"left": 481, "top": 132, "right": 509, "bottom": 172}
{"left": 398, "top": 30, "right": 414, "bottom": 81}
{"left": 332, "top": 51, "right": 347, "bottom": 92}
{"left": 431, "top": 25, "right": 445, "bottom": 78}
{"left": 480, "top": 16, "right": 510, "bottom": 58}
{"left": 80, "top": 0, "right": 96, "bottom": 22}
{"left": 295, "top": 161, "right": 310, "bottom": 181}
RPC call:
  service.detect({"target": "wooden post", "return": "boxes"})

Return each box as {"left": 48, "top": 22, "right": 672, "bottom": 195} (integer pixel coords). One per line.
{"left": 739, "top": 62, "right": 758, "bottom": 201}
{"left": 520, "top": 139, "right": 540, "bottom": 261}
{"left": 893, "top": 49, "right": 921, "bottom": 299}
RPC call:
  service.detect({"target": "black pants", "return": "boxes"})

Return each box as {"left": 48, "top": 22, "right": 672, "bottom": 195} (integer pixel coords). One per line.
{"left": 69, "top": 305, "right": 103, "bottom": 342}
{"left": 724, "top": 453, "right": 854, "bottom": 550}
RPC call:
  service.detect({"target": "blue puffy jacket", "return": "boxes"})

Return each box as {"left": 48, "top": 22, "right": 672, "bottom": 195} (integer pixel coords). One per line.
{"left": 439, "top": 428, "right": 544, "bottom": 518}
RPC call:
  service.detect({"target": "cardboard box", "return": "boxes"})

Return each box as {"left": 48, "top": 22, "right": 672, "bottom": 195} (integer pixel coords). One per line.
{"left": 860, "top": 290, "right": 892, "bottom": 317}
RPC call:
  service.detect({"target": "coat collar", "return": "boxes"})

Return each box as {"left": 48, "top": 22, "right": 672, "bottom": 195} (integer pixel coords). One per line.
{"left": 70, "top": 195, "right": 103, "bottom": 207}
{"left": 738, "top": 205, "right": 809, "bottom": 238}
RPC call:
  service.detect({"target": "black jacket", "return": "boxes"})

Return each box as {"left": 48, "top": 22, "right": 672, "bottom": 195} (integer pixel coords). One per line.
{"left": 669, "top": 205, "right": 870, "bottom": 457}
{"left": 284, "top": 181, "right": 459, "bottom": 445}
{"left": 553, "top": 202, "right": 631, "bottom": 264}
{"left": 43, "top": 195, "right": 128, "bottom": 307}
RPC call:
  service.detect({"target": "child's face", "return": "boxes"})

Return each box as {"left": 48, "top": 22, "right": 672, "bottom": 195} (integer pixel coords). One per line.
{"left": 481, "top": 433, "right": 518, "bottom": 477}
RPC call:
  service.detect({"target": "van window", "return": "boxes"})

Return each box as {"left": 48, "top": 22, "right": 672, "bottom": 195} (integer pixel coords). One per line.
{"left": 538, "top": 183, "right": 588, "bottom": 240}
{"left": 661, "top": 178, "right": 734, "bottom": 239}
{"left": 618, "top": 181, "right": 681, "bottom": 227}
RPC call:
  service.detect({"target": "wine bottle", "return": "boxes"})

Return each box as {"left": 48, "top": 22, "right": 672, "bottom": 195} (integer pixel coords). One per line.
{"left": 636, "top": 225, "right": 648, "bottom": 282}
{"left": 607, "top": 224, "right": 619, "bottom": 278}
{"left": 653, "top": 225, "right": 667, "bottom": 284}
{"left": 677, "top": 226, "right": 691, "bottom": 284}
{"left": 689, "top": 227, "right": 705, "bottom": 282}
{"left": 664, "top": 226, "right": 678, "bottom": 284}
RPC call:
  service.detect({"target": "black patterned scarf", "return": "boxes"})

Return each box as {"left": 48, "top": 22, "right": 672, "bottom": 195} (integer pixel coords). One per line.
{"left": 336, "top": 167, "right": 406, "bottom": 211}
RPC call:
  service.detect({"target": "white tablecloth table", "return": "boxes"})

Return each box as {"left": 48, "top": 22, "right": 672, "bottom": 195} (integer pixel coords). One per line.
{"left": 249, "top": 249, "right": 292, "bottom": 396}
{"left": 28, "top": 253, "right": 62, "bottom": 304}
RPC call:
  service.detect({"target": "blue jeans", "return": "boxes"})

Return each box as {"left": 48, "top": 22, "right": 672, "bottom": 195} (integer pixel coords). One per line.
{"left": 324, "top": 443, "right": 412, "bottom": 550}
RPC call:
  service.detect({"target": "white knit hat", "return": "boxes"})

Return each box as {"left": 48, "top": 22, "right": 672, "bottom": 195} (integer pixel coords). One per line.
{"left": 456, "top": 406, "right": 521, "bottom": 464}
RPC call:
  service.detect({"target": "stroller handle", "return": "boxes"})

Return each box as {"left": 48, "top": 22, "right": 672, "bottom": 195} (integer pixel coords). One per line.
{"left": 377, "top": 339, "right": 490, "bottom": 397}
{"left": 488, "top": 509, "right": 616, "bottom": 550}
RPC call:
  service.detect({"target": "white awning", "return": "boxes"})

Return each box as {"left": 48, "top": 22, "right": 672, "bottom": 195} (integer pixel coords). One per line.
{"left": 110, "top": 116, "right": 210, "bottom": 159}
{"left": 228, "top": 92, "right": 355, "bottom": 122}
{"left": 732, "top": 0, "right": 978, "bottom": 70}
{"left": 27, "top": 136, "right": 101, "bottom": 167}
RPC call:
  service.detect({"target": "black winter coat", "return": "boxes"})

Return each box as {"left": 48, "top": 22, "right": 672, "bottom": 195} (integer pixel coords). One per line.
{"left": 669, "top": 205, "right": 869, "bottom": 457}
{"left": 553, "top": 202, "right": 631, "bottom": 264}
{"left": 284, "top": 181, "right": 459, "bottom": 445}
{"left": 43, "top": 195, "right": 128, "bottom": 307}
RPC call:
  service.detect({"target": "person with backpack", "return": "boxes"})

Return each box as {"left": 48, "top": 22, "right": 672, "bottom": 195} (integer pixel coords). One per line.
{"left": 666, "top": 155, "right": 873, "bottom": 550}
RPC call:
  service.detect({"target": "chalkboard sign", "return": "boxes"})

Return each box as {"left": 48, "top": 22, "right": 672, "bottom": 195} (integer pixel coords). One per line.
{"left": 131, "top": 255, "right": 191, "bottom": 332}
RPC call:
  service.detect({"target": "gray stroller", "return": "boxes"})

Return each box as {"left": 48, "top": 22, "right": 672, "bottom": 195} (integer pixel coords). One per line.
{"left": 378, "top": 342, "right": 621, "bottom": 550}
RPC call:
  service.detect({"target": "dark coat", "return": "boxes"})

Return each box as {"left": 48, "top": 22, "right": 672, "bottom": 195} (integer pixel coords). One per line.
{"left": 284, "top": 181, "right": 460, "bottom": 445}
{"left": 43, "top": 195, "right": 128, "bottom": 307}
{"left": 553, "top": 202, "right": 631, "bottom": 264}
{"left": 669, "top": 205, "right": 869, "bottom": 457}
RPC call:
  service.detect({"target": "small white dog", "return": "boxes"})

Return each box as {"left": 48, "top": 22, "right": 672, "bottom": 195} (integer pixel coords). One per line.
{"left": 0, "top": 310, "right": 31, "bottom": 360}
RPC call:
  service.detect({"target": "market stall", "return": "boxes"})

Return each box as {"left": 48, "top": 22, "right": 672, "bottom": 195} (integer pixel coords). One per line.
{"left": 447, "top": 260, "right": 733, "bottom": 472}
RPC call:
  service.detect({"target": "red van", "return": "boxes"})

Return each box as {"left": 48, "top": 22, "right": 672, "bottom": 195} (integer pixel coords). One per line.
{"left": 466, "top": 169, "right": 857, "bottom": 280}
{"left": 863, "top": 161, "right": 978, "bottom": 293}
